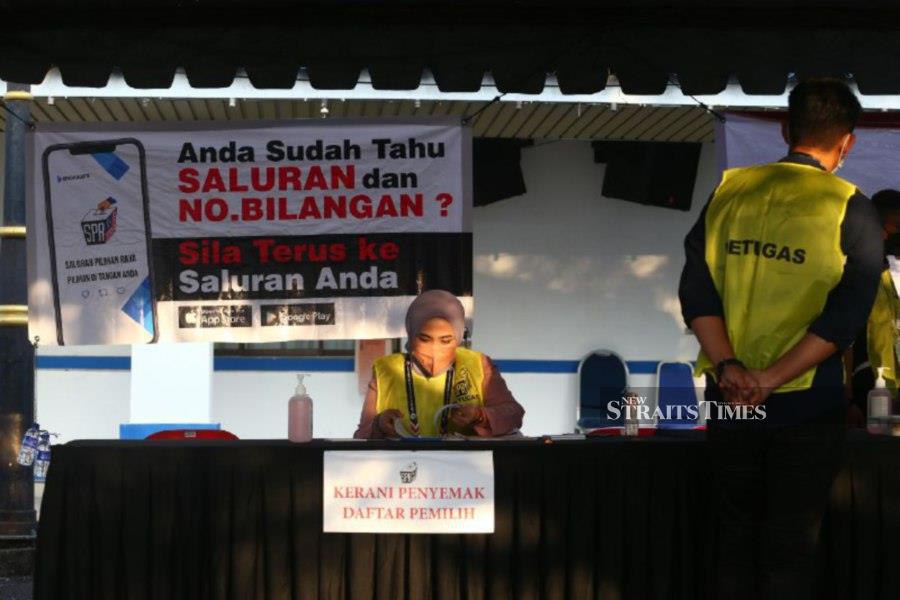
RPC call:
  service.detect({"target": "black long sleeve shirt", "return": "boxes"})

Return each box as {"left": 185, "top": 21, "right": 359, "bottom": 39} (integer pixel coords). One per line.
{"left": 678, "top": 153, "right": 883, "bottom": 421}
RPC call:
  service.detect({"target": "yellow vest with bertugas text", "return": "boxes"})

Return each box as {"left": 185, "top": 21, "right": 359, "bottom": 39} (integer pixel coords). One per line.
{"left": 696, "top": 162, "right": 856, "bottom": 393}
{"left": 374, "top": 347, "right": 485, "bottom": 436}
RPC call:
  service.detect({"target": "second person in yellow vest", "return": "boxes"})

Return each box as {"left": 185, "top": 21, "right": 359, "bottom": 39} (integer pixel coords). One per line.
{"left": 848, "top": 189, "right": 900, "bottom": 422}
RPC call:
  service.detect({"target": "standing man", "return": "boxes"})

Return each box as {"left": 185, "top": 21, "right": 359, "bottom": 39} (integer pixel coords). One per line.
{"left": 679, "top": 78, "right": 883, "bottom": 599}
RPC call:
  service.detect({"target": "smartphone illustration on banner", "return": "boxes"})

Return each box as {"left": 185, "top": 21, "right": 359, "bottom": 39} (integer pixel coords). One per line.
{"left": 42, "top": 138, "right": 158, "bottom": 345}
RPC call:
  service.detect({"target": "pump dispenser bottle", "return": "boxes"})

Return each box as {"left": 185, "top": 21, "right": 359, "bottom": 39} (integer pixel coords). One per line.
{"left": 868, "top": 367, "right": 892, "bottom": 435}
{"left": 288, "top": 374, "right": 313, "bottom": 442}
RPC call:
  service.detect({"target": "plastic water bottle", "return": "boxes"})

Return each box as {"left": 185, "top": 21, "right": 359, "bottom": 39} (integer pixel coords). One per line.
{"left": 17, "top": 423, "right": 40, "bottom": 467}
{"left": 624, "top": 392, "right": 640, "bottom": 436}
{"left": 288, "top": 374, "right": 313, "bottom": 442}
{"left": 868, "top": 367, "right": 892, "bottom": 435}
{"left": 33, "top": 432, "right": 51, "bottom": 481}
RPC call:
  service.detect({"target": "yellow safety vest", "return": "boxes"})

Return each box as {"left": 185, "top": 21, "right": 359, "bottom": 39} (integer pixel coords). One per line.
{"left": 696, "top": 162, "right": 856, "bottom": 393}
{"left": 374, "top": 347, "right": 486, "bottom": 436}
{"left": 866, "top": 268, "right": 900, "bottom": 394}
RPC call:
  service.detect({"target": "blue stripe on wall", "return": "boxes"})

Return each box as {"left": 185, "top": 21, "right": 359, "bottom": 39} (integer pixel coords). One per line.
{"left": 494, "top": 360, "right": 667, "bottom": 374}
{"left": 213, "top": 357, "right": 355, "bottom": 372}
{"left": 627, "top": 361, "right": 661, "bottom": 375}
{"left": 36, "top": 356, "right": 132, "bottom": 370}
{"left": 493, "top": 360, "right": 578, "bottom": 373}
{"left": 36, "top": 355, "right": 674, "bottom": 375}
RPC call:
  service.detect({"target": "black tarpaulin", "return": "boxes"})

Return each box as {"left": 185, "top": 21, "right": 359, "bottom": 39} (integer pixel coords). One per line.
{"left": 2, "top": 2, "right": 900, "bottom": 94}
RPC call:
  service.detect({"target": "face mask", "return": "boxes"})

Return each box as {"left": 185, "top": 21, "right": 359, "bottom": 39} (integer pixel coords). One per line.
{"left": 411, "top": 346, "right": 456, "bottom": 376}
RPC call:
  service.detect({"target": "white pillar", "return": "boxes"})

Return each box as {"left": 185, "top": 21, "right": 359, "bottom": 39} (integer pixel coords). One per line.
{"left": 129, "top": 342, "right": 213, "bottom": 423}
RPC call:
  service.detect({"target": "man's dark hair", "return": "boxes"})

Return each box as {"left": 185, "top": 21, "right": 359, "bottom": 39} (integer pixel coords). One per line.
{"left": 787, "top": 78, "right": 862, "bottom": 148}
{"left": 872, "top": 189, "right": 900, "bottom": 218}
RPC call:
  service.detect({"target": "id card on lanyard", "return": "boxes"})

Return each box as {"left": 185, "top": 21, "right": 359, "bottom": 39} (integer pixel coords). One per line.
{"left": 404, "top": 354, "right": 455, "bottom": 436}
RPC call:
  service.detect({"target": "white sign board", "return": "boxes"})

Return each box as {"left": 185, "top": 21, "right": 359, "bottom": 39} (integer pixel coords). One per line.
{"left": 323, "top": 450, "right": 494, "bottom": 534}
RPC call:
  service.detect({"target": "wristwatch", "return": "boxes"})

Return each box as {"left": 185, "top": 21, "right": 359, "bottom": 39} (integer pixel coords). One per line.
{"left": 716, "top": 358, "right": 745, "bottom": 379}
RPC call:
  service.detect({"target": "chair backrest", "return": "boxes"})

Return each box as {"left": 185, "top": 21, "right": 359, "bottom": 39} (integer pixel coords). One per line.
{"left": 146, "top": 429, "right": 239, "bottom": 440}
{"left": 578, "top": 351, "right": 629, "bottom": 427}
{"left": 655, "top": 361, "right": 698, "bottom": 429}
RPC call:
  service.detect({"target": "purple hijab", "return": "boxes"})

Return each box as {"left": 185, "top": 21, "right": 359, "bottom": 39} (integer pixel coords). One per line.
{"left": 405, "top": 290, "right": 466, "bottom": 345}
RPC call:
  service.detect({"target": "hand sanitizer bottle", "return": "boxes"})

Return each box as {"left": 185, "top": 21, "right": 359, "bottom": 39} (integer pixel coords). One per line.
{"left": 868, "top": 367, "right": 892, "bottom": 435}
{"left": 288, "top": 374, "right": 313, "bottom": 442}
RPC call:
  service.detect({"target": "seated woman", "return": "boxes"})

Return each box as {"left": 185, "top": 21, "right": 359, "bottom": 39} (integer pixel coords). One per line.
{"left": 354, "top": 289, "right": 525, "bottom": 438}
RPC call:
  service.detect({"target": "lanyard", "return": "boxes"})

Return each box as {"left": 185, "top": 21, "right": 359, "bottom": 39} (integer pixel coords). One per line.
{"left": 404, "top": 354, "right": 455, "bottom": 435}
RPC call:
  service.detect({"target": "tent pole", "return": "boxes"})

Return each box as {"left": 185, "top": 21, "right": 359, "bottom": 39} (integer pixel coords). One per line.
{"left": 0, "top": 83, "right": 35, "bottom": 538}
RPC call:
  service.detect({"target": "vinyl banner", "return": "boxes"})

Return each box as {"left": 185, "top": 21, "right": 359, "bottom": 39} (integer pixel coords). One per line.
{"left": 28, "top": 119, "right": 473, "bottom": 345}
{"left": 717, "top": 112, "right": 900, "bottom": 196}
{"left": 323, "top": 450, "right": 495, "bottom": 534}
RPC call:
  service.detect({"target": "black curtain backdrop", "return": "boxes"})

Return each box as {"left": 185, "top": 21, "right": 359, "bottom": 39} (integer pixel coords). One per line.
{"left": 473, "top": 139, "right": 531, "bottom": 206}
{"left": 34, "top": 432, "right": 900, "bottom": 599}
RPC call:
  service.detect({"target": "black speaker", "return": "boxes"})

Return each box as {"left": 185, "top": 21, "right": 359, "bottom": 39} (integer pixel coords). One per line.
{"left": 473, "top": 138, "right": 532, "bottom": 206}
{"left": 592, "top": 141, "right": 701, "bottom": 211}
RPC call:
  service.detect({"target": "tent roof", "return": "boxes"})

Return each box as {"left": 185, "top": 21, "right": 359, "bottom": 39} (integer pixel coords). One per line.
{"left": 4, "top": 2, "right": 900, "bottom": 94}
{"left": 14, "top": 96, "right": 716, "bottom": 142}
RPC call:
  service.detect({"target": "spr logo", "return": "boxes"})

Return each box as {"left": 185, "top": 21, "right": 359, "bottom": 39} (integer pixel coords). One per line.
{"left": 399, "top": 462, "right": 418, "bottom": 484}
{"left": 81, "top": 197, "right": 118, "bottom": 245}
{"left": 453, "top": 367, "right": 480, "bottom": 403}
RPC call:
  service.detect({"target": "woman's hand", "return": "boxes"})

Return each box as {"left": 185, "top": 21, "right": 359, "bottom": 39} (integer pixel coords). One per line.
{"left": 376, "top": 409, "right": 404, "bottom": 436}
{"left": 449, "top": 404, "right": 485, "bottom": 429}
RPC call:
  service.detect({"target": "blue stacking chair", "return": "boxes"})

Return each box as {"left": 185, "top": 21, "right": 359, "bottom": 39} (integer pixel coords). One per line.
{"left": 576, "top": 351, "right": 629, "bottom": 431}
{"left": 655, "top": 361, "right": 699, "bottom": 429}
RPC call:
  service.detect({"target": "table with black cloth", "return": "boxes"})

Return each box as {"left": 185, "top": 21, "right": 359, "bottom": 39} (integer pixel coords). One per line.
{"left": 34, "top": 431, "right": 900, "bottom": 600}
